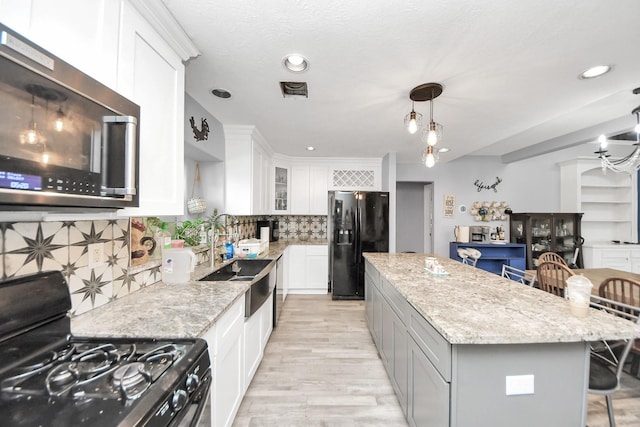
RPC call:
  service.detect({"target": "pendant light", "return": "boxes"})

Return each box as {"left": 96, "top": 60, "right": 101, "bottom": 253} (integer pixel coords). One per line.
{"left": 407, "top": 82, "right": 444, "bottom": 167}
{"left": 404, "top": 101, "right": 422, "bottom": 134}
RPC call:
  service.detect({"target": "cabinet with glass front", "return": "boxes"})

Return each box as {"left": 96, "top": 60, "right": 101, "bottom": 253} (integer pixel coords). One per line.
{"left": 273, "top": 166, "right": 289, "bottom": 213}
{"left": 509, "top": 212, "right": 584, "bottom": 269}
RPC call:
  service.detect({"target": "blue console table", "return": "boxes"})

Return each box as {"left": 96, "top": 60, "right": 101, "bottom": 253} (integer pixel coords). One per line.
{"left": 449, "top": 242, "right": 526, "bottom": 276}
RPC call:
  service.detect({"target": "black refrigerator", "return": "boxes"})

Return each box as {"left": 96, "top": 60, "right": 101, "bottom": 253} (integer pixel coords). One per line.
{"left": 329, "top": 191, "right": 389, "bottom": 300}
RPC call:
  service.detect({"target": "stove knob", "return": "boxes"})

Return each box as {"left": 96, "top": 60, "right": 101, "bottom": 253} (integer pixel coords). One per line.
{"left": 171, "top": 389, "right": 188, "bottom": 412}
{"left": 186, "top": 373, "right": 200, "bottom": 393}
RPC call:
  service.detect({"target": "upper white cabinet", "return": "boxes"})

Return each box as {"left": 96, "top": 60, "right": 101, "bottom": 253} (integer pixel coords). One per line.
{"left": 0, "top": 0, "right": 121, "bottom": 89}
{"left": 1, "top": 0, "right": 198, "bottom": 217}
{"left": 224, "top": 126, "right": 272, "bottom": 215}
{"left": 117, "top": 1, "right": 196, "bottom": 216}
{"left": 560, "top": 158, "right": 637, "bottom": 243}
{"left": 290, "top": 165, "right": 329, "bottom": 215}
{"left": 273, "top": 163, "right": 290, "bottom": 214}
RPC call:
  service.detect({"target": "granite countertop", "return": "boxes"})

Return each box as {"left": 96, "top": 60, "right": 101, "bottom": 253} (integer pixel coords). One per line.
{"left": 364, "top": 253, "right": 640, "bottom": 345}
{"left": 71, "top": 238, "right": 327, "bottom": 339}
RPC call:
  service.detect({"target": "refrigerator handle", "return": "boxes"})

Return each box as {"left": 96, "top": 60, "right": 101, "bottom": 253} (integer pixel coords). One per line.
{"left": 355, "top": 194, "right": 362, "bottom": 263}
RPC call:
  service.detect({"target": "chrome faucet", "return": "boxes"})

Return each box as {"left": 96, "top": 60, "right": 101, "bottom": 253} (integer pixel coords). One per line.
{"left": 210, "top": 213, "right": 240, "bottom": 269}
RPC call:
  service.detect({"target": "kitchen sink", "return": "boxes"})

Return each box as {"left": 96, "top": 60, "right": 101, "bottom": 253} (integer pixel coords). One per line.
{"left": 198, "top": 259, "right": 273, "bottom": 282}
{"left": 199, "top": 258, "right": 276, "bottom": 318}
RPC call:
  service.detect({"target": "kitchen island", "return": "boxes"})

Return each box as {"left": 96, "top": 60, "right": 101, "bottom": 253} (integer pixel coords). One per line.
{"left": 364, "top": 252, "right": 640, "bottom": 427}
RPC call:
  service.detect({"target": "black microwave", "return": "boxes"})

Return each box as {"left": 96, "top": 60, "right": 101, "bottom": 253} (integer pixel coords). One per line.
{"left": 257, "top": 220, "right": 279, "bottom": 242}
{"left": 0, "top": 23, "right": 140, "bottom": 211}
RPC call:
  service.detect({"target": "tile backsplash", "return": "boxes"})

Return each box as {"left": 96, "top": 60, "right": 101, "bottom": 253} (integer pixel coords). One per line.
{"left": 0, "top": 219, "right": 160, "bottom": 316}
{"left": 0, "top": 214, "right": 328, "bottom": 317}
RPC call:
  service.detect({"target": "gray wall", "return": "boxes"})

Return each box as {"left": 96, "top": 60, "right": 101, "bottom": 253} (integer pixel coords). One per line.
{"left": 396, "top": 140, "right": 617, "bottom": 257}
{"left": 396, "top": 182, "right": 427, "bottom": 252}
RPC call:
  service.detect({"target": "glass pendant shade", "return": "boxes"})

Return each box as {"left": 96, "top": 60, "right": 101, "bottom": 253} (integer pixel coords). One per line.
{"left": 404, "top": 108, "right": 422, "bottom": 134}
{"left": 422, "top": 121, "right": 443, "bottom": 146}
{"left": 422, "top": 145, "right": 438, "bottom": 168}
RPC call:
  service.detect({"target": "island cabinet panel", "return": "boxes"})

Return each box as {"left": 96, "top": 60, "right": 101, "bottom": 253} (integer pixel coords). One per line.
{"left": 408, "top": 337, "right": 449, "bottom": 427}
{"left": 379, "top": 277, "right": 410, "bottom": 414}
{"left": 407, "top": 305, "right": 451, "bottom": 381}
{"left": 449, "top": 242, "right": 526, "bottom": 276}
{"left": 364, "top": 265, "right": 382, "bottom": 347}
{"left": 450, "top": 343, "right": 588, "bottom": 427}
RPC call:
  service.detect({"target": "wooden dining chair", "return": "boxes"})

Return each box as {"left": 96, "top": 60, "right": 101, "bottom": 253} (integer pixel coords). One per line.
{"left": 588, "top": 294, "right": 640, "bottom": 427}
{"left": 537, "top": 251, "right": 568, "bottom": 266}
{"left": 599, "top": 277, "right": 640, "bottom": 377}
{"left": 536, "top": 261, "right": 575, "bottom": 297}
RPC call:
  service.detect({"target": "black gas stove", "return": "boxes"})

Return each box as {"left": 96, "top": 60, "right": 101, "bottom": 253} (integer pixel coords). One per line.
{"left": 0, "top": 271, "right": 211, "bottom": 427}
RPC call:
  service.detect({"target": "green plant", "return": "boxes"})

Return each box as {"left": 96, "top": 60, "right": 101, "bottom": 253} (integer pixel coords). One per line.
{"left": 174, "top": 218, "right": 206, "bottom": 247}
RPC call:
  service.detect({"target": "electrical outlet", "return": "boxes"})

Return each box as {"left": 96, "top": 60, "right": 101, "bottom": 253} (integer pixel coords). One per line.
{"left": 88, "top": 243, "right": 105, "bottom": 268}
{"left": 505, "top": 374, "right": 535, "bottom": 396}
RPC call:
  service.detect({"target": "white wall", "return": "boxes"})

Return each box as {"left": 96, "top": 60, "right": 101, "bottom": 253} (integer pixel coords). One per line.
{"left": 396, "top": 141, "right": 618, "bottom": 256}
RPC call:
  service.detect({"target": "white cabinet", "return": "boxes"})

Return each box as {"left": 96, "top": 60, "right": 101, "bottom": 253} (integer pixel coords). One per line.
{"left": 117, "top": 1, "right": 190, "bottom": 216}
{"left": 224, "top": 126, "right": 272, "bottom": 215}
{"left": 560, "top": 158, "right": 637, "bottom": 244}
{"left": 287, "top": 245, "right": 328, "bottom": 294}
{"left": 243, "top": 292, "right": 273, "bottom": 392}
{"left": 290, "top": 165, "right": 329, "bottom": 215}
{"left": 273, "top": 164, "right": 290, "bottom": 213}
{"left": 0, "top": 0, "right": 121, "bottom": 90}
{"left": 309, "top": 166, "right": 329, "bottom": 214}
{"left": 202, "top": 297, "right": 245, "bottom": 427}
{"left": 582, "top": 243, "right": 640, "bottom": 272}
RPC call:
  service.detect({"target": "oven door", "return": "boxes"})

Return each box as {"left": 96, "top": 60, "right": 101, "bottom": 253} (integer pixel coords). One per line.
{"left": 0, "top": 23, "right": 139, "bottom": 210}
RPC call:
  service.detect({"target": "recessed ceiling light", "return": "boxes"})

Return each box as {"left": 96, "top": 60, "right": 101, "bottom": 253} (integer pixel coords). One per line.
{"left": 283, "top": 54, "right": 309, "bottom": 72}
{"left": 306, "top": 146, "right": 315, "bottom": 151}
{"left": 579, "top": 65, "right": 612, "bottom": 80}
{"left": 438, "top": 147, "right": 450, "bottom": 153}
{"left": 211, "top": 88, "right": 231, "bottom": 98}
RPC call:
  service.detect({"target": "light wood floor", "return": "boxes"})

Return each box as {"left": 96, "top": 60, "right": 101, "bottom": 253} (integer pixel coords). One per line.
{"left": 231, "top": 295, "right": 640, "bottom": 427}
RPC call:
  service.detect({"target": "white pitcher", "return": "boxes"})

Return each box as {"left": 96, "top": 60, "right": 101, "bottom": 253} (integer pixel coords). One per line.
{"left": 454, "top": 226, "right": 470, "bottom": 243}
{"left": 161, "top": 248, "right": 196, "bottom": 284}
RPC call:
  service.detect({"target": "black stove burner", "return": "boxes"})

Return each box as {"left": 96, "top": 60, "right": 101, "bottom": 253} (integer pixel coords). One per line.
{"left": 0, "top": 271, "right": 211, "bottom": 427}
{"left": 1, "top": 340, "right": 188, "bottom": 402}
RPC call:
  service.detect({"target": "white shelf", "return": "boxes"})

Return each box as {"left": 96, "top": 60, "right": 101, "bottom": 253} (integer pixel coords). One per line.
{"left": 560, "top": 159, "right": 637, "bottom": 243}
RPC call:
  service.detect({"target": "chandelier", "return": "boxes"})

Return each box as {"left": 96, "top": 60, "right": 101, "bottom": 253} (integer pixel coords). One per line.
{"left": 596, "top": 87, "right": 640, "bottom": 174}
{"left": 405, "top": 83, "right": 444, "bottom": 168}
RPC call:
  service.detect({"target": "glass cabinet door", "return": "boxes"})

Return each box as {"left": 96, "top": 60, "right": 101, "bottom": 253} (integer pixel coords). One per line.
{"left": 274, "top": 166, "right": 288, "bottom": 212}
{"left": 553, "top": 215, "right": 578, "bottom": 265}
{"left": 531, "top": 215, "right": 552, "bottom": 266}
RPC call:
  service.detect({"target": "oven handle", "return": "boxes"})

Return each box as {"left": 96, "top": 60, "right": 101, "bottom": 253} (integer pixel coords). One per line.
{"left": 101, "top": 115, "right": 137, "bottom": 197}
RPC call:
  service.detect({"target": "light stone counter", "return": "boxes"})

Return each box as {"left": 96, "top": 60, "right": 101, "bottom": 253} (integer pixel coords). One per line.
{"left": 364, "top": 252, "right": 640, "bottom": 345}
{"left": 71, "top": 238, "right": 327, "bottom": 338}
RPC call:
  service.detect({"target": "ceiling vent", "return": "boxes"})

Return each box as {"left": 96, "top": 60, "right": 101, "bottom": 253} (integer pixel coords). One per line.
{"left": 279, "top": 81, "right": 308, "bottom": 98}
